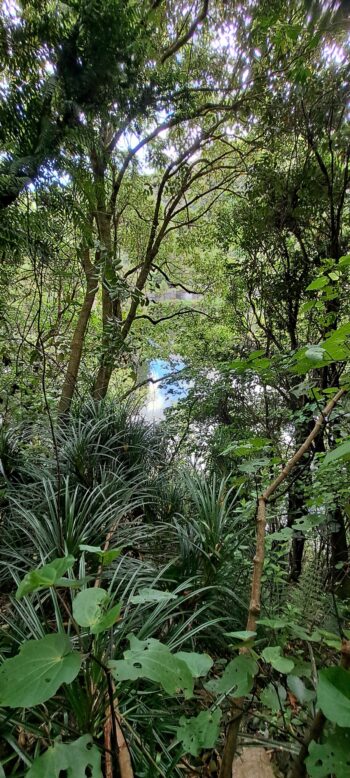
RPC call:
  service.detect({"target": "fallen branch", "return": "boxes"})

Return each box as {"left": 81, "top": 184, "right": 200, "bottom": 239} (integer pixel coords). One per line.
{"left": 219, "top": 387, "right": 347, "bottom": 778}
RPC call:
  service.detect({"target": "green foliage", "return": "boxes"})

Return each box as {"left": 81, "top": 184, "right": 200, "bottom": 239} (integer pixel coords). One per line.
{"left": 306, "top": 729, "right": 350, "bottom": 778}
{"left": 109, "top": 636, "right": 196, "bottom": 699}
{"left": 16, "top": 555, "right": 75, "bottom": 599}
{"left": 322, "top": 439, "right": 350, "bottom": 468}
{"left": 317, "top": 668, "right": 350, "bottom": 728}
{"left": 26, "top": 735, "right": 102, "bottom": 778}
{"left": 205, "top": 655, "right": 257, "bottom": 697}
{"left": 176, "top": 709, "right": 221, "bottom": 756}
{"left": 72, "top": 587, "right": 121, "bottom": 635}
{"left": 0, "top": 634, "right": 81, "bottom": 708}
{"left": 261, "top": 645, "right": 295, "bottom": 674}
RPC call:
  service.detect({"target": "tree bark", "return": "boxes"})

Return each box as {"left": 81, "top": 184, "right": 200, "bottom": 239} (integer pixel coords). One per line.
{"left": 58, "top": 250, "right": 97, "bottom": 416}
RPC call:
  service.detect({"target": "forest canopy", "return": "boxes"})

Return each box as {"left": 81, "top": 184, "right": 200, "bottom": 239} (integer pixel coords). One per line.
{"left": 0, "top": 1, "right": 350, "bottom": 777}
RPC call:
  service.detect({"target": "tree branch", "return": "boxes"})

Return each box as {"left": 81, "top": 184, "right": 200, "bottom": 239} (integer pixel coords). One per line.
{"left": 134, "top": 307, "right": 214, "bottom": 324}
{"left": 160, "top": 0, "right": 209, "bottom": 63}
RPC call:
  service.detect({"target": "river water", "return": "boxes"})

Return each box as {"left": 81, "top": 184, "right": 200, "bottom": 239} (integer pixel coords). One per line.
{"left": 143, "top": 357, "right": 189, "bottom": 421}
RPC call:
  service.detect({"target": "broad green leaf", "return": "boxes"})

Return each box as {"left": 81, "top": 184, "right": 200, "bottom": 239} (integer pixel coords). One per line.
{"left": 224, "top": 631, "right": 257, "bottom": 642}
{"left": 91, "top": 603, "right": 122, "bottom": 635}
{"left": 100, "top": 549, "right": 121, "bottom": 565}
{"left": 321, "top": 440, "right": 350, "bottom": 468}
{"left": 257, "top": 618, "right": 288, "bottom": 630}
{"left": 72, "top": 588, "right": 108, "bottom": 629}
{"left": 305, "top": 346, "right": 325, "bottom": 363}
{"left": 205, "top": 655, "right": 257, "bottom": 697}
{"left": 260, "top": 682, "right": 286, "bottom": 712}
{"left": 288, "top": 621, "right": 321, "bottom": 643}
{"left": 262, "top": 646, "right": 294, "bottom": 674}
{"left": 26, "top": 735, "right": 102, "bottom": 778}
{"left": 129, "top": 588, "right": 177, "bottom": 604}
{"left": 287, "top": 675, "right": 315, "bottom": 704}
{"left": 109, "top": 636, "right": 194, "bottom": 698}
{"left": 79, "top": 545, "right": 120, "bottom": 565}
{"left": 176, "top": 709, "right": 221, "bottom": 756}
{"left": 175, "top": 652, "right": 213, "bottom": 678}
{"left": 339, "top": 254, "right": 350, "bottom": 268}
{"left": 306, "top": 276, "right": 329, "bottom": 291}
{"left": 305, "top": 728, "right": 350, "bottom": 778}
{"left": 16, "top": 556, "right": 75, "bottom": 599}
{"left": 317, "top": 630, "right": 342, "bottom": 650}
{"left": 0, "top": 634, "right": 81, "bottom": 707}
{"left": 317, "top": 667, "right": 350, "bottom": 727}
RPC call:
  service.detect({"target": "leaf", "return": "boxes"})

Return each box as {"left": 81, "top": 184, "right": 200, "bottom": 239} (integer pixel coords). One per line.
{"left": 287, "top": 675, "right": 315, "bottom": 704}
{"left": 72, "top": 588, "right": 109, "bottom": 629}
{"left": 321, "top": 440, "right": 350, "bottom": 468}
{"left": 262, "top": 646, "right": 294, "bottom": 674}
{"left": 305, "top": 728, "right": 350, "bottom": 778}
{"left": 16, "top": 556, "right": 75, "bottom": 599}
{"left": 317, "top": 667, "right": 350, "bottom": 727}
{"left": 175, "top": 652, "right": 213, "bottom": 677}
{"left": 176, "top": 709, "right": 221, "bottom": 756}
{"left": 306, "top": 276, "right": 329, "bottom": 291}
{"left": 260, "top": 683, "right": 287, "bottom": 712}
{"left": 91, "top": 603, "right": 122, "bottom": 635}
{"left": 257, "top": 618, "right": 288, "bottom": 630}
{"left": 26, "top": 735, "right": 102, "bottom": 778}
{"left": 305, "top": 346, "right": 325, "bottom": 363}
{"left": 79, "top": 545, "right": 120, "bottom": 565}
{"left": 205, "top": 655, "right": 257, "bottom": 697}
{"left": 101, "top": 549, "right": 121, "bottom": 565}
{"left": 224, "top": 630, "right": 257, "bottom": 642}
{"left": 109, "top": 636, "right": 194, "bottom": 698}
{"left": 339, "top": 254, "right": 350, "bottom": 268}
{"left": 0, "top": 634, "right": 81, "bottom": 708}
{"left": 129, "top": 588, "right": 177, "bottom": 604}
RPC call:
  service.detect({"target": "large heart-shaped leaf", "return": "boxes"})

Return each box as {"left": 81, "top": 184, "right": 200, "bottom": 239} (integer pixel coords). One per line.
{"left": 262, "top": 645, "right": 294, "bottom": 674}
{"left": 72, "top": 588, "right": 109, "bottom": 628}
{"left": 72, "top": 588, "right": 121, "bottom": 635}
{"left": 26, "top": 735, "right": 102, "bottom": 777}
{"left": 109, "top": 635, "right": 194, "bottom": 698}
{"left": 176, "top": 709, "right": 221, "bottom": 756}
{"left": 317, "top": 667, "right": 350, "bottom": 727}
{"left": 175, "top": 652, "right": 213, "bottom": 678}
{"left": 205, "top": 655, "right": 257, "bottom": 697}
{"left": 16, "top": 556, "right": 75, "bottom": 599}
{"left": 305, "top": 728, "right": 350, "bottom": 777}
{"left": 0, "top": 634, "right": 81, "bottom": 708}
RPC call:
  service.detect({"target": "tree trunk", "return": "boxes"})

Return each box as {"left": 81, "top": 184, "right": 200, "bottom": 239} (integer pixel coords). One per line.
{"left": 58, "top": 250, "right": 97, "bottom": 416}
{"left": 329, "top": 506, "right": 350, "bottom": 596}
{"left": 287, "top": 480, "right": 307, "bottom": 581}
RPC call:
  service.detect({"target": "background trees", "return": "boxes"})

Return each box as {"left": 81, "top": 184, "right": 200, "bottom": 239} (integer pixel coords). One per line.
{"left": 1, "top": 2, "right": 350, "bottom": 778}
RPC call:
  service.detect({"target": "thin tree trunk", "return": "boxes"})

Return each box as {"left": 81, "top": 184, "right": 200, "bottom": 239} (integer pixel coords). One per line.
{"left": 58, "top": 250, "right": 97, "bottom": 416}
{"left": 219, "top": 388, "right": 347, "bottom": 778}
{"left": 287, "top": 482, "right": 307, "bottom": 581}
